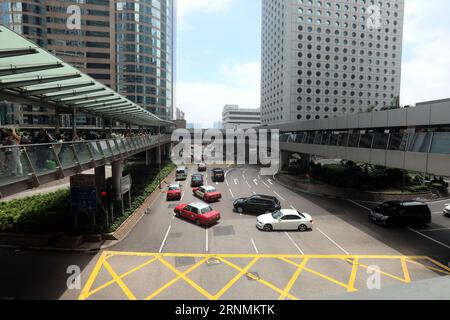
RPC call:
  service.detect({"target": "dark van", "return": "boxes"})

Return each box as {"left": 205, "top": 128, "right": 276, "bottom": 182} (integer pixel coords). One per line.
{"left": 370, "top": 201, "right": 432, "bottom": 227}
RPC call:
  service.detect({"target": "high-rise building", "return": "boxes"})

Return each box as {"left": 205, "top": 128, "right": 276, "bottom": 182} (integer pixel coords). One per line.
{"left": 261, "top": 0, "right": 404, "bottom": 125}
{"left": 222, "top": 105, "right": 261, "bottom": 130}
{"left": 0, "top": 0, "right": 175, "bottom": 127}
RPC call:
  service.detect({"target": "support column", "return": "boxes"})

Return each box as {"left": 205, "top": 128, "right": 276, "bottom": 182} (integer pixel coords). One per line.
{"left": 72, "top": 107, "right": 77, "bottom": 136}
{"left": 280, "top": 150, "right": 290, "bottom": 171}
{"left": 112, "top": 160, "right": 123, "bottom": 200}
{"left": 146, "top": 149, "right": 152, "bottom": 166}
{"left": 95, "top": 165, "right": 106, "bottom": 198}
{"left": 109, "top": 117, "right": 113, "bottom": 136}
{"left": 55, "top": 107, "right": 60, "bottom": 135}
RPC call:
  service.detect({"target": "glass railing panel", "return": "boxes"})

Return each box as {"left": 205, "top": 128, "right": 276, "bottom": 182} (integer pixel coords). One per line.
{"left": 372, "top": 133, "right": 390, "bottom": 150}
{"left": 348, "top": 134, "right": 360, "bottom": 147}
{"left": 57, "top": 144, "right": 78, "bottom": 169}
{"left": 407, "top": 132, "right": 433, "bottom": 153}
{"left": 99, "top": 141, "right": 112, "bottom": 157}
{"left": 321, "top": 134, "right": 331, "bottom": 145}
{"left": 338, "top": 133, "right": 349, "bottom": 147}
{"left": 0, "top": 146, "right": 30, "bottom": 184}
{"left": 23, "top": 144, "right": 59, "bottom": 175}
{"left": 359, "top": 134, "right": 374, "bottom": 148}
{"left": 89, "top": 141, "right": 103, "bottom": 160}
{"left": 429, "top": 132, "right": 450, "bottom": 154}
{"left": 388, "top": 133, "right": 408, "bottom": 151}
{"left": 329, "top": 134, "right": 339, "bottom": 146}
{"left": 313, "top": 134, "right": 323, "bottom": 145}
{"left": 72, "top": 142, "right": 93, "bottom": 164}
{"left": 109, "top": 139, "right": 120, "bottom": 155}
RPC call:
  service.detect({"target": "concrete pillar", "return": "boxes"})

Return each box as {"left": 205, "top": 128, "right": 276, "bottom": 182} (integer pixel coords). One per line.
{"left": 146, "top": 149, "right": 152, "bottom": 166}
{"left": 55, "top": 107, "right": 60, "bottom": 135}
{"left": 95, "top": 165, "right": 106, "bottom": 197}
{"left": 280, "top": 150, "right": 290, "bottom": 171}
{"left": 72, "top": 107, "right": 77, "bottom": 136}
{"left": 112, "top": 160, "right": 123, "bottom": 200}
{"left": 155, "top": 146, "right": 161, "bottom": 164}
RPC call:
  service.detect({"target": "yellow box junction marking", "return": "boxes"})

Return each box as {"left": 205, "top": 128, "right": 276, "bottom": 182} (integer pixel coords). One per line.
{"left": 79, "top": 252, "right": 450, "bottom": 300}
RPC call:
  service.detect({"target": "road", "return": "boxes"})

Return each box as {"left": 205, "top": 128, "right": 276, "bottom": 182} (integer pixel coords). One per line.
{"left": 1, "top": 164, "right": 449, "bottom": 300}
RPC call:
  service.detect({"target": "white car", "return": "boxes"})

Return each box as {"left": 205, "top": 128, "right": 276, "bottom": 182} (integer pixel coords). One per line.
{"left": 256, "top": 209, "right": 313, "bottom": 232}
{"left": 444, "top": 204, "right": 450, "bottom": 217}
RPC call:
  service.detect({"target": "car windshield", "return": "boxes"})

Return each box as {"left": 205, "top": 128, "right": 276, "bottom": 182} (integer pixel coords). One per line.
{"left": 272, "top": 211, "right": 283, "bottom": 219}
{"left": 193, "top": 176, "right": 202, "bottom": 181}
{"left": 168, "top": 187, "right": 179, "bottom": 191}
{"left": 205, "top": 187, "right": 216, "bottom": 192}
{"left": 200, "top": 206, "right": 213, "bottom": 214}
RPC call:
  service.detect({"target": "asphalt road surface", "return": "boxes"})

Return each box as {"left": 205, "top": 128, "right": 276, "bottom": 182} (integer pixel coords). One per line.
{"left": 1, "top": 164, "right": 449, "bottom": 300}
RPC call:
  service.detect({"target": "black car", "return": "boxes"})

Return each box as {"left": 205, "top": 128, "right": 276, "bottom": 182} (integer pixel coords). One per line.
{"left": 212, "top": 168, "right": 225, "bottom": 182}
{"left": 233, "top": 195, "right": 281, "bottom": 215}
{"left": 370, "top": 201, "right": 432, "bottom": 227}
{"left": 191, "top": 174, "right": 204, "bottom": 187}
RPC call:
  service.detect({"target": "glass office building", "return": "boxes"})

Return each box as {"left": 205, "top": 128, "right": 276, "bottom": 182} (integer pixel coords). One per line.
{"left": 0, "top": 0, "right": 175, "bottom": 127}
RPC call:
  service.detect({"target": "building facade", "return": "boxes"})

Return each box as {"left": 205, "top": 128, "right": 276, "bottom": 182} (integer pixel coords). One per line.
{"left": 261, "top": 0, "right": 404, "bottom": 125}
{"left": 222, "top": 105, "right": 261, "bottom": 130}
{"left": 0, "top": 0, "right": 175, "bottom": 127}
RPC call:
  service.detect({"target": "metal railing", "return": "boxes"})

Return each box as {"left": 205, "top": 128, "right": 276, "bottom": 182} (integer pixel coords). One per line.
{"left": 281, "top": 131, "right": 450, "bottom": 155}
{"left": 0, "top": 134, "right": 171, "bottom": 187}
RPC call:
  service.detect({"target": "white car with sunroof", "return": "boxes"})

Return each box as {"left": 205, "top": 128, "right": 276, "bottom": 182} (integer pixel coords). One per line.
{"left": 256, "top": 209, "right": 313, "bottom": 232}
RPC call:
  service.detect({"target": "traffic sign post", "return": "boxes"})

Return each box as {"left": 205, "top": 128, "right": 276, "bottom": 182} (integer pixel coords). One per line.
{"left": 70, "top": 175, "right": 97, "bottom": 231}
{"left": 120, "top": 174, "right": 132, "bottom": 215}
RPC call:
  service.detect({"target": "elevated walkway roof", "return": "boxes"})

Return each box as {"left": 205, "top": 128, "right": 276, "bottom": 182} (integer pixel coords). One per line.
{"left": 0, "top": 25, "right": 172, "bottom": 127}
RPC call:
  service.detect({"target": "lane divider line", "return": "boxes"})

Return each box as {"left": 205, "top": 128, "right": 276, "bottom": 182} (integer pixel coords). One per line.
{"left": 317, "top": 228, "right": 350, "bottom": 255}
{"left": 407, "top": 227, "right": 450, "bottom": 250}
{"left": 285, "top": 232, "right": 304, "bottom": 255}
{"left": 348, "top": 200, "right": 372, "bottom": 211}
{"left": 229, "top": 188, "right": 235, "bottom": 199}
{"left": 274, "top": 191, "right": 285, "bottom": 201}
{"left": 251, "top": 238, "right": 259, "bottom": 254}
{"left": 159, "top": 225, "right": 172, "bottom": 253}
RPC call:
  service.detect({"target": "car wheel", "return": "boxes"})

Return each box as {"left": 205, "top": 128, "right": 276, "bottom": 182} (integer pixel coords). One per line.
{"left": 298, "top": 224, "right": 308, "bottom": 232}
{"left": 263, "top": 224, "right": 273, "bottom": 232}
{"left": 237, "top": 207, "right": 244, "bottom": 214}
{"left": 175, "top": 211, "right": 180, "bottom": 218}
{"left": 196, "top": 219, "right": 201, "bottom": 226}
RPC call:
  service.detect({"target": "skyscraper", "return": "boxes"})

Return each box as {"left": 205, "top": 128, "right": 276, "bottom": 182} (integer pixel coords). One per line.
{"left": 0, "top": 0, "right": 175, "bottom": 127}
{"left": 261, "top": 0, "right": 404, "bottom": 125}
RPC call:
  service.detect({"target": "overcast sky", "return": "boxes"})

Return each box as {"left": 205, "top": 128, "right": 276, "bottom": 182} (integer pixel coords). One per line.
{"left": 176, "top": 0, "right": 450, "bottom": 128}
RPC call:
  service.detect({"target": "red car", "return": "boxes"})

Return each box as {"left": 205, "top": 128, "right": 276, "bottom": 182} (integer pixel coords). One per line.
{"left": 192, "top": 185, "right": 222, "bottom": 203}
{"left": 198, "top": 163, "right": 207, "bottom": 172}
{"left": 166, "top": 184, "right": 182, "bottom": 201}
{"left": 174, "top": 202, "right": 221, "bottom": 226}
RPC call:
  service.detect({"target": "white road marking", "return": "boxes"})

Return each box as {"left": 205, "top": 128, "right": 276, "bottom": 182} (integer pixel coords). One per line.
{"left": 215, "top": 182, "right": 219, "bottom": 185}
{"left": 246, "top": 180, "right": 252, "bottom": 189}
{"left": 285, "top": 232, "right": 305, "bottom": 255}
{"left": 273, "top": 191, "right": 285, "bottom": 201}
{"left": 416, "top": 227, "right": 450, "bottom": 232}
{"left": 229, "top": 188, "right": 235, "bottom": 199}
{"left": 316, "top": 228, "right": 350, "bottom": 255}
{"left": 234, "top": 179, "right": 238, "bottom": 185}
{"left": 407, "top": 228, "right": 450, "bottom": 249}
{"left": 251, "top": 238, "right": 259, "bottom": 254}
{"left": 262, "top": 181, "right": 270, "bottom": 189}
{"left": 225, "top": 179, "right": 229, "bottom": 186}
{"left": 253, "top": 179, "right": 258, "bottom": 185}
{"left": 252, "top": 191, "right": 257, "bottom": 195}
{"left": 267, "top": 179, "right": 273, "bottom": 185}
{"left": 348, "top": 200, "right": 372, "bottom": 211}
{"left": 159, "top": 225, "right": 172, "bottom": 253}
{"left": 206, "top": 229, "right": 209, "bottom": 252}
{"left": 290, "top": 205, "right": 297, "bottom": 211}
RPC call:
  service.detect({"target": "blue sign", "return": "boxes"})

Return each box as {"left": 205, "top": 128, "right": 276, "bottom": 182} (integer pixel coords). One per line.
{"left": 71, "top": 187, "right": 97, "bottom": 214}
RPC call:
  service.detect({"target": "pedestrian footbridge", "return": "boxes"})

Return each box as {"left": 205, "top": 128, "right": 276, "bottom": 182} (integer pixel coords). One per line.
{"left": 0, "top": 135, "right": 171, "bottom": 199}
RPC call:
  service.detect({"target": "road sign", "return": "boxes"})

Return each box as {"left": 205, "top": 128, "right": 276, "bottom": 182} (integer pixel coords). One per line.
{"left": 120, "top": 174, "right": 132, "bottom": 195}
{"left": 70, "top": 174, "right": 97, "bottom": 215}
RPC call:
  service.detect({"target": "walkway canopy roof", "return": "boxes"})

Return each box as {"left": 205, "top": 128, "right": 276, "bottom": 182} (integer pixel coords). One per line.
{"left": 0, "top": 25, "right": 172, "bottom": 127}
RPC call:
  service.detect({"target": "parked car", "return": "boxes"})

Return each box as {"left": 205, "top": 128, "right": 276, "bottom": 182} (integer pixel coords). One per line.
{"left": 198, "top": 163, "right": 207, "bottom": 172}
{"left": 191, "top": 174, "right": 204, "bottom": 187}
{"left": 176, "top": 166, "right": 188, "bottom": 181}
{"left": 256, "top": 209, "right": 313, "bottom": 232}
{"left": 212, "top": 168, "right": 225, "bottom": 182}
{"left": 193, "top": 185, "right": 222, "bottom": 203}
{"left": 166, "top": 183, "right": 182, "bottom": 201}
{"left": 233, "top": 195, "right": 281, "bottom": 215}
{"left": 174, "top": 202, "right": 221, "bottom": 227}
{"left": 444, "top": 204, "right": 450, "bottom": 217}
{"left": 370, "top": 201, "right": 432, "bottom": 227}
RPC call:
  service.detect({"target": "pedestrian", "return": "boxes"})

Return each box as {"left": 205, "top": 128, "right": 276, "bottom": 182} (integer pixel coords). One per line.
{"left": 7, "top": 128, "right": 23, "bottom": 177}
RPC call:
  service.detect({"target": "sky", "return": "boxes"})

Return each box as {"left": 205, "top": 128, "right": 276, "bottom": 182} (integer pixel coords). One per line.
{"left": 176, "top": 0, "right": 450, "bottom": 128}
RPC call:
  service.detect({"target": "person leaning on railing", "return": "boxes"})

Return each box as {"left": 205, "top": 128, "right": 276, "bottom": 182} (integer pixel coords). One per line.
{"left": 5, "top": 127, "right": 23, "bottom": 177}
